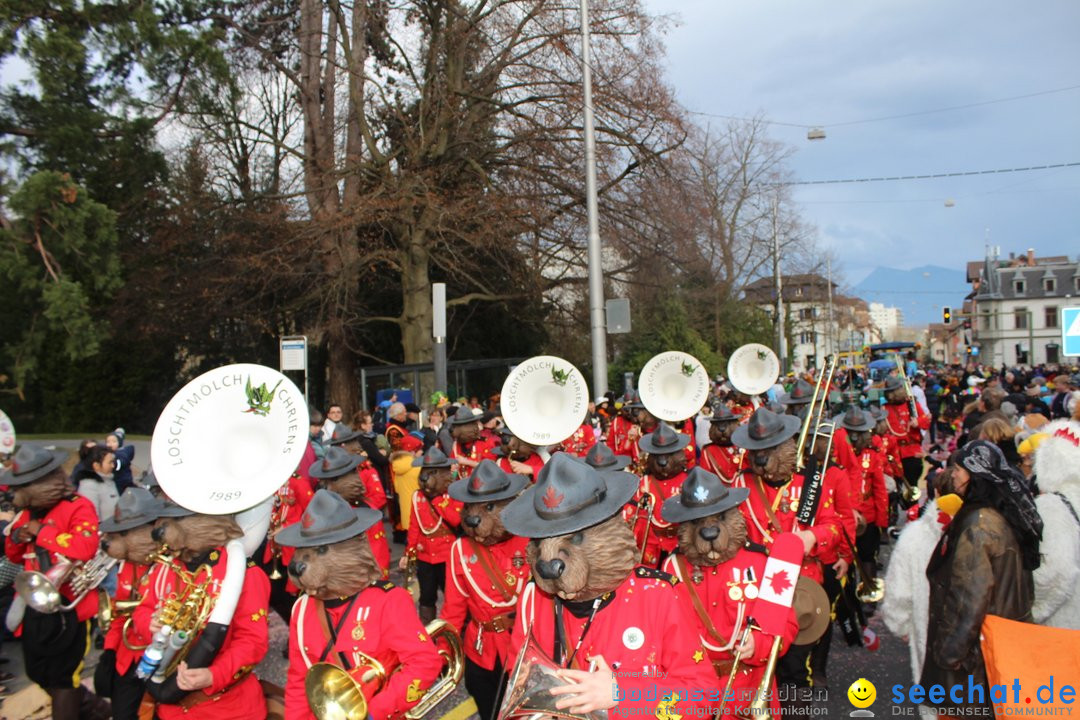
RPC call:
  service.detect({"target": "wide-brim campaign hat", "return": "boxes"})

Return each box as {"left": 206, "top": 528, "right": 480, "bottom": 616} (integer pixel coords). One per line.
{"left": 0, "top": 445, "right": 67, "bottom": 487}
{"left": 412, "top": 445, "right": 453, "bottom": 468}
{"left": 275, "top": 489, "right": 382, "bottom": 548}
{"left": 638, "top": 422, "right": 691, "bottom": 455}
{"left": 836, "top": 407, "right": 874, "bottom": 433}
{"left": 449, "top": 407, "right": 484, "bottom": 426}
{"left": 500, "top": 453, "right": 636, "bottom": 538}
{"left": 327, "top": 423, "right": 362, "bottom": 446}
{"left": 309, "top": 446, "right": 362, "bottom": 480}
{"left": 794, "top": 577, "right": 831, "bottom": 644}
{"left": 661, "top": 467, "right": 749, "bottom": 523}
{"left": 622, "top": 391, "right": 644, "bottom": 410}
{"left": 883, "top": 375, "right": 905, "bottom": 393}
{"left": 448, "top": 459, "right": 529, "bottom": 503}
{"left": 867, "top": 404, "right": 886, "bottom": 421}
{"left": 101, "top": 487, "right": 164, "bottom": 533}
{"left": 138, "top": 466, "right": 159, "bottom": 488}
{"left": 583, "top": 442, "right": 631, "bottom": 471}
{"left": 731, "top": 408, "right": 801, "bottom": 451}
{"left": 157, "top": 498, "right": 196, "bottom": 517}
{"left": 779, "top": 378, "right": 814, "bottom": 406}
{"left": 709, "top": 403, "right": 738, "bottom": 424}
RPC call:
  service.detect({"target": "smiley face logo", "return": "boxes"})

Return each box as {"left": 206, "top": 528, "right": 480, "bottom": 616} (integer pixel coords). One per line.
{"left": 848, "top": 678, "right": 876, "bottom": 709}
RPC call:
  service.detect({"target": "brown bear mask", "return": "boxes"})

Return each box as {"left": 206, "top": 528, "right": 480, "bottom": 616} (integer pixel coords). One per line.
{"left": 289, "top": 535, "right": 381, "bottom": 600}
{"left": 102, "top": 523, "right": 160, "bottom": 565}
{"left": 646, "top": 448, "right": 687, "bottom": 480}
{"left": 885, "top": 387, "right": 908, "bottom": 406}
{"left": 451, "top": 422, "right": 481, "bottom": 445}
{"left": 462, "top": 497, "right": 515, "bottom": 546}
{"left": 319, "top": 472, "right": 366, "bottom": 505}
{"left": 677, "top": 508, "right": 747, "bottom": 567}
{"left": 12, "top": 469, "right": 73, "bottom": 511}
{"left": 748, "top": 437, "right": 798, "bottom": 488}
{"left": 154, "top": 515, "right": 243, "bottom": 563}
{"left": 708, "top": 421, "right": 737, "bottom": 446}
{"left": 526, "top": 515, "right": 636, "bottom": 602}
{"left": 418, "top": 467, "right": 454, "bottom": 499}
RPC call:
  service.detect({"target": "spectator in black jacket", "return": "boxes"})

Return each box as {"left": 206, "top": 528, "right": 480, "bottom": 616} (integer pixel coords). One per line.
{"left": 104, "top": 429, "right": 135, "bottom": 493}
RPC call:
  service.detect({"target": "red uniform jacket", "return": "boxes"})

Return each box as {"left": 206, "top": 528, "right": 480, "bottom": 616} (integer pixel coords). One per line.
{"left": 264, "top": 470, "right": 316, "bottom": 587}
{"left": 873, "top": 435, "right": 903, "bottom": 480}
{"left": 560, "top": 424, "right": 598, "bottom": 457}
{"left": 855, "top": 448, "right": 889, "bottom": 528}
{"left": 815, "top": 464, "right": 856, "bottom": 565}
{"left": 699, "top": 444, "right": 747, "bottom": 486}
{"left": 496, "top": 453, "right": 545, "bottom": 481}
{"left": 287, "top": 584, "right": 444, "bottom": 720}
{"left": 406, "top": 492, "right": 463, "bottom": 564}
{"left": 6, "top": 496, "right": 100, "bottom": 621}
{"left": 624, "top": 471, "right": 686, "bottom": 566}
{"left": 884, "top": 402, "right": 929, "bottom": 459}
{"left": 606, "top": 415, "right": 638, "bottom": 458}
{"left": 441, "top": 535, "right": 531, "bottom": 670}
{"left": 738, "top": 472, "right": 843, "bottom": 584}
{"left": 132, "top": 547, "right": 270, "bottom": 720}
{"left": 450, "top": 439, "right": 497, "bottom": 479}
{"left": 104, "top": 560, "right": 154, "bottom": 674}
{"left": 511, "top": 568, "right": 718, "bottom": 717}
{"left": 663, "top": 550, "right": 799, "bottom": 714}
{"left": 356, "top": 464, "right": 391, "bottom": 577}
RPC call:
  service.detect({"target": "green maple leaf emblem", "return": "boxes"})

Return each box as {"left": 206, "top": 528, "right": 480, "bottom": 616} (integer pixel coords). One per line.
{"left": 680, "top": 361, "right": 697, "bottom": 377}
{"left": 244, "top": 376, "right": 283, "bottom": 416}
{"left": 756, "top": 350, "right": 767, "bottom": 361}
{"left": 550, "top": 366, "right": 571, "bottom": 386}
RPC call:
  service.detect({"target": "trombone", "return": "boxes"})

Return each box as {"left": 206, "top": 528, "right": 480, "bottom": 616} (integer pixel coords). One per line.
{"left": 794, "top": 356, "right": 838, "bottom": 472}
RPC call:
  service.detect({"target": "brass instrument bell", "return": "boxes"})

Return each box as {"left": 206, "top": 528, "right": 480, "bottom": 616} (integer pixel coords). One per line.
{"left": 497, "top": 626, "right": 607, "bottom": 720}
{"left": 856, "top": 577, "right": 885, "bottom": 604}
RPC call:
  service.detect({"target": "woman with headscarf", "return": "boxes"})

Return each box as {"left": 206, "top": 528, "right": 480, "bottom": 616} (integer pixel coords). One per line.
{"left": 920, "top": 440, "right": 1043, "bottom": 715}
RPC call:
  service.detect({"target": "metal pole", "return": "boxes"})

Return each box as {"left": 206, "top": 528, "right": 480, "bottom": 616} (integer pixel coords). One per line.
{"left": 580, "top": 0, "right": 608, "bottom": 396}
{"left": 773, "top": 195, "right": 787, "bottom": 373}
{"left": 432, "top": 283, "right": 448, "bottom": 393}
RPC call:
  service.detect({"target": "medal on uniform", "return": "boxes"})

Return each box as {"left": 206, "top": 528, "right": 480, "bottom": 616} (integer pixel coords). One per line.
{"left": 780, "top": 501, "right": 790, "bottom": 513}
{"left": 691, "top": 568, "right": 703, "bottom": 584}
{"left": 728, "top": 584, "right": 744, "bottom": 601}
{"left": 743, "top": 567, "right": 759, "bottom": 600}
{"left": 351, "top": 624, "right": 365, "bottom": 641}
{"left": 512, "top": 553, "right": 525, "bottom": 568}
{"left": 505, "top": 572, "right": 517, "bottom": 587}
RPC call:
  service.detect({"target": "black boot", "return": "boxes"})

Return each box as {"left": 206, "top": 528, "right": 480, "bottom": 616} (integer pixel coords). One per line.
{"left": 418, "top": 605, "right": 436, "bottom": 625}
{"left": 48, "top": 688, "right": 82, "bottom": 720}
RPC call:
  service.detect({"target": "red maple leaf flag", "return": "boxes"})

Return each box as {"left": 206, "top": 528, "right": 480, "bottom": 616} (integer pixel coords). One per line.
{"left": 542, "top": 485, "right": 565, "bottom": 510}
{"left": 751, "top": 533, "right": 805, "bottom": 636}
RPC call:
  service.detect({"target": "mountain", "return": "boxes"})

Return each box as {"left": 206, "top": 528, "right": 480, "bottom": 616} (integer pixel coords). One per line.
{"left": 852, "top": 265, "right": 969, "bottom": 328}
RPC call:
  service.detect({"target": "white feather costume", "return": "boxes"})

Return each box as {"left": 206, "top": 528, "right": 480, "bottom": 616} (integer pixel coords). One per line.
{"left": 1032, "top": 418, "right": 1080, "bottom": 629}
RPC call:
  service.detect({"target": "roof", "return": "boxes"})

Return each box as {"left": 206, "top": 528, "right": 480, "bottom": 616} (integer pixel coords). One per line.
{"left": 744, "top": 273, "right": 838, "bottom": 304}
{"left": 974, "top": 263, "right": 1080, "bottom": 301}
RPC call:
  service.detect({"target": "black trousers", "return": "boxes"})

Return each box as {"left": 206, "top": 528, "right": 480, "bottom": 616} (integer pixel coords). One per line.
{"left": 776, "top": 641, "right": 814, "bottom": 688}
{"left": 465, "top": 656, "right": 506, "bottom": 720}
{"left": 856, "top": 525, "right": 881, "bottom": 575}
{"left": 417, "top": 559, "right": 446, "bottom": 608}
{"left": 22, "top": 608, "right": 90, "bottom": 689}
{"left": 111, "top": 663, "right": 145, "bottom": 720}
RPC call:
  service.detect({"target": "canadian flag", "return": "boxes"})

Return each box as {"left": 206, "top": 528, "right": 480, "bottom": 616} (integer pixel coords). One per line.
{"left": 751, "top": 533, "right": 805, "bottom": 636}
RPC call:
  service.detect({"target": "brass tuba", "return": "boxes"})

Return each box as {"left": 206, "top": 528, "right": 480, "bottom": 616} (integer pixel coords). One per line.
{"left": 497, "top": 624, "right": 607, "bottom": 720}
{"left": 306, "top": 619, "right": 464, "bottom": 720}
{"left": 15, "top": 550, "right": 118, "bottom": 614}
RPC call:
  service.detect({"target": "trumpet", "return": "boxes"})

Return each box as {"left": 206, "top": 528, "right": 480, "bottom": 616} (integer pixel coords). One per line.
{"left": 306, "top": 619, "right": 464, "bottom": 720}
{"left": 498, "top": 623, "right": 607, "bottom": 720}
{"left": 15, "top": 550, "right": 118, "bottom": 614}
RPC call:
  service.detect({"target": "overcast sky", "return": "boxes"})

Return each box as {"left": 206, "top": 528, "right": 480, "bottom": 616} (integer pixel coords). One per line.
{"left": 642, "top": 0, "right": 1080, "bottom": 288}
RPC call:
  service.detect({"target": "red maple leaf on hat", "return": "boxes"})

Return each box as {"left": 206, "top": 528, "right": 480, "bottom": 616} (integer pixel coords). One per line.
{"left": 542, "top": 485, "right": 564, "bottom": 510}
{"left": 767, "top": 569, "right": 792, "bottom": 595}
{"left": 301, "top": 513, "right": 314, "bottom": 529}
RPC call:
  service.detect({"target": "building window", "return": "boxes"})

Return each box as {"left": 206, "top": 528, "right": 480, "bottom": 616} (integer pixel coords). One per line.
{"left": 1045, "top": 307, "right": 1058, "bottom": 328}
{"left": 794, "top": 287, "right": 803, "bottom": 298}
{"left": 1014, "top": 280, "right": 1025, "bottom": 294}
{"left": 799, "top": 307, "right": 815, "bottom": 320}
{"left": 1043, "top": 277, "right": 1056, "bottom": 293}
{"left": 1014, "top": 308, "right": 1028, "bottom": 330}
{"left": 1048, "top": 344, "right": 1060, "bottom": 364}
{"left": 1075, "top": 277, "right": 1080, "bottom": 293}
{"left": 982, "top": 313, "right": 992, "bottom": 330}
{"left": 799, "top": 332, "right": 814, "bottom": 345}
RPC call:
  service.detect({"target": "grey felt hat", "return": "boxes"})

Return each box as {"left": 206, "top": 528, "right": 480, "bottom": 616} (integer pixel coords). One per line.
{"left": 0, "top": 445, "right": 67, "bottom": 487}
{"left": 326, "top": 423, "right": 362, "bottom": 446}
{"left": 308, "top": 446, "right": 362, "bottom": 480}
{"left": 412, "top": 445, "right": 453, "bottom": 469}
{"left": 157, "top": 498, "right": 196, "bottom": 518}
{"left": 731, "top": 408, "right": 801, "bottom": 451}
{"left": 709, "top": 404, "right": 739, "bottom": 423}
{"left": 661, "top": 467, "right": 749, "bottom": 524}
{"left": 274, "top": 489, "right": 382, "bottom": 548}
{"left": 583, "top": 442, "right": 631, "bottom": 471}
{"left": 883, "top": 375, "right": 905, "bottom": 393}
{"left": 500, "top": 453, "right": 637, "bottom": 538}
{"left": 137, "top": 466, "right": 158, "bottom": 488}
{"left": 101, "top": 487, "right": 164, "bottom": 533}
{"left": 638, "top": 423, "right": 691, "bottom": 455}
{"left": 836, "top": 407, "right": 874, "bottom": 433}
{"left": 450, "top": 408, "right": 484, "bottom": 426}
{"left": 779, "top": 378, "right": 814, "bottom": 406}
{"left": 448, "top": 459, "right": 529, "bottom": 503}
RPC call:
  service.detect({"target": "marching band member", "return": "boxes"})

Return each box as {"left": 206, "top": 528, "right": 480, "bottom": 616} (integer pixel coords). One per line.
{"left": 448, "top": 409, "right": 496, "bottom": 479}
{"left": 440, "top": 460, "right": 531, "bottom": 720}
{"left": 135, "top": 504, "right": 270, "bottom": 719}
{"left": 493, "top": 427, "right": 545, "bottom": 480}
{"left": 661, "top": 468, "right": 799, "bottom": 715}
{"left": 557, "top": 422, "right": 597, "bottom": 458}
{"left": 626, "top": 423, "right": 690, "bottom": 567}
{"left": 2, "top": 446, "right": 112, "bottom": 720}
{"left": 403, "top": 446, "right": 464, "bottom": 624}
{"left": 96, "top": 487, "right": 162, "bottom": 720}
{"left": 843, "top": 408, "right": 889, "bottom": 594}
{"left": 310, "top": 444, "right": 391, "bottom": 577}
{"left": 263, "top": 447, "right": 317, "bottom": 624}
{"left": 883, "top": 375, "right": 930, "bottom": 503}
{"left": 278, "top": 489, "right": 443, "bottom": 720}
{"left": 699, "top": 404, "right": 747, "bottom": 487}
{"left": 605, "top": 392, "right": 642, "bottom": 459}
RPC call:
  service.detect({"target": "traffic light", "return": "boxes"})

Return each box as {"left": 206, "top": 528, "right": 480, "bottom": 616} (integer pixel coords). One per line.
{"left": 942, "top": 306, "right": 952, "bottom": 325}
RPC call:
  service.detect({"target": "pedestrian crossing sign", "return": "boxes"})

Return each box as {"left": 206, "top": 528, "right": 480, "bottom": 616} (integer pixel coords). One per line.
{"left": 1063, "top": 307, "right": 1080, "bottom": 356}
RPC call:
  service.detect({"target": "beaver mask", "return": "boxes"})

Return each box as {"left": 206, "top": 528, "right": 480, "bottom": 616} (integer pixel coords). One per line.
{"left": 12, "top": 470, "right": 72, "bottom": 511}
{"left": 636, "top": 409, "right": 659, "bottom": 434}
{"left": 848, "top": 429, "right": 872, "bottom": 454}
{"left": 527, "top": 515, "right": 636, "bottom": 601}
{"left": 678, "top": 508, "right": 747, "bottom": 567}
{"left": 152, "top": 515, "right": 243, "bottom": 563}
{"left": 506, "top": 437, "right": 538, "bottom": 462}
{"left": 462, "top": 498, "right": 514, "bottom": 546}
{"left": 749, "top": 437, "right": 797, "bottom": 488}
{"left": 102, "top": 524, "right": 160, "bottom": 565}
{"left": 646, "top": 449, "right": 687, "bottom": 480}
{"left": 885, "top": 387, "right": 908, "bottom": 405}
{"left": 709, "top": 421, "right": 737, "bottom": 446}
{"left": 288, "top": 535, "right": 381, "bottom": 600}
{"left": 418, "top": 467, "right": 454, "bottom": 499}
{"left": 451, "top": 421, "right": 481, "bottom": 445}
{"left": 319, "top": 473, "right": 365, "bottom": 505}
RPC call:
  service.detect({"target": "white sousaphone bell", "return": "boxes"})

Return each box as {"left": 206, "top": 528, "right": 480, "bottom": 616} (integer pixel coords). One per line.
{"left": 638, "top": 351, "right": 710, "bottom": 422}
{"left": 0, "top": 408, "right": 15, "bottom": 456}
{"left": 500, "top": 355, "right": 588, "bottom": 447}
{"left": 726, "top": 343, "right": 780, "bottom": 397}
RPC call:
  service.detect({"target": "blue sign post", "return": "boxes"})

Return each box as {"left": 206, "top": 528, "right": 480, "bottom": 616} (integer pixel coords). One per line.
{"left": 1063, "top": 307, "right": 1080, "bottom": 357}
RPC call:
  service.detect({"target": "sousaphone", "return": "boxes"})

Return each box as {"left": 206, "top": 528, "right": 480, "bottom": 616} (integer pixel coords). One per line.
{"left": 0, "top": 408, "right": 14, "bottom": 456}
{"left": 727, "top": 343, "right": 780, "bottom": 397}
{"left": 638, "top": 351, "right": 709, "bottom": 422}
{"left": 501, "top": 356, "right": 588, "bottom": 447}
